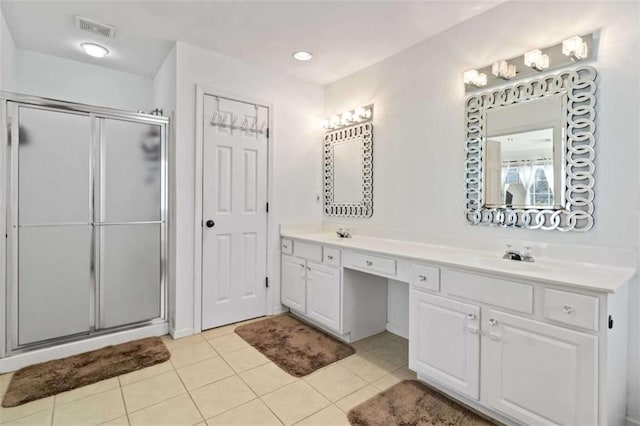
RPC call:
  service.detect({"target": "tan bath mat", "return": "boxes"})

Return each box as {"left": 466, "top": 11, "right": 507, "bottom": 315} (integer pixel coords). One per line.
{"left": 235, "top": 314, "right": 355, "bottom": 377}
{"left": 348, "top": 380, "right": 496, "bottom": 425}
{"left": 2, "top": 336, "right": 170, "bottom": 407}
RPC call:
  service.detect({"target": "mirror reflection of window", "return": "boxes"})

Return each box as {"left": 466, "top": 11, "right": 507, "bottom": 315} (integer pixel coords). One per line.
{"left": 487, "top": 128, "right": 555, "bottom": 208}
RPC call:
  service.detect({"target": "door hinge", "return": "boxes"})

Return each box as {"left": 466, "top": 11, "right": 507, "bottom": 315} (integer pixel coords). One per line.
{"left": 266, "top": 202, "right": 269, "bottom": 213}
{"left": 265, "top": 277, "right": 269, "bottom": 288}
{"left": 266, "top": 128, "right": 270, "bottom": 138}
{"left": 608, "top": 315, "right": 614, "bottom": 329}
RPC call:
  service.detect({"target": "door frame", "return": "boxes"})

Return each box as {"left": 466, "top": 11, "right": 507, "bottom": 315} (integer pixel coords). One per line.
{"left": 193, "top": 85, "right": 273, "bottom": 334}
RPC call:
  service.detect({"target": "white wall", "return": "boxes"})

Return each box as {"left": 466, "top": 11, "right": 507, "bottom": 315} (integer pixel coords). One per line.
{"left": 14, "top": 49, "right": 154, "bottom": 112}
{"left": 0, "top": 7, "right": 16, "bottom": 91}
{"left": 323, "top": 1, "right": 640, "bottom": 421}
{"left": 172, "top": 42, "right": 324, "bottom": 335}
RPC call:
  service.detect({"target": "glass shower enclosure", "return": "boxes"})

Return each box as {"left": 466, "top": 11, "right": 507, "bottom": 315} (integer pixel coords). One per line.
{"left": 1, "top": 93, "right": 168, "bottom": 354}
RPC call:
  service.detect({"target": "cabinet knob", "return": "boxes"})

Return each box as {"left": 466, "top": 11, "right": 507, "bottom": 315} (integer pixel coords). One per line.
{"left": 467, "top": 313, "right": 476, "bottom": 320}
{"left": 418, "top": 275, "right": 427, "bottom": 282}
{"left": 299, "top": 264, "right": 305, "bottom": 268}
{"left": 488, "top": 318, "right": 498, "bottom": 326}
{"left": 327, "top": 255, "right": 334, "bottom": 260}
{"left": 283, "top": 244, "right": 288, "bottom": 249}
{"left": 366, "top": 260, "right": 373, "bottom": 266}
{"left": 563, "top": 305, "right": 574, "bottom": 314}
{"left": 306, "top": 266, "right": 311, "bottom": 271}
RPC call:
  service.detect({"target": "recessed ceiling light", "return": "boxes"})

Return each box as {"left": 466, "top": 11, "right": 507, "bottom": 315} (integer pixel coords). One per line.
{"left": 80, "top": 42, "right": 109, "bottom": 58}
{"left": 293, "top": 51, "right": 313, "bottom": 61}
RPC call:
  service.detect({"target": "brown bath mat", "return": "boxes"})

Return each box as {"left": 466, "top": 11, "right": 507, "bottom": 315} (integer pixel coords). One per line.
{"left": 2, "top": 336, "right": 170, "bottom": 407}
{"left": 235, "top": 314, "right": 355, "bottom": 377}
{"left": 348, "top": 380, "right": 496, "bottom": 426}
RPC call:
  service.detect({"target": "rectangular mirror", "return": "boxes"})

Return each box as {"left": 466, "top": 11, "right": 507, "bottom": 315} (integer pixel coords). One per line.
{"left": 324, "top": 122, "right": 373, "bottom": 217}
{"left": 464, "top": 66, "right": 597, "bottom": 231}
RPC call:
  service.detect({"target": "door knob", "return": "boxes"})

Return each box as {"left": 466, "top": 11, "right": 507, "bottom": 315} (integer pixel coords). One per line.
{"left": 206, "top": 219, "right": 215, "bottom": 228}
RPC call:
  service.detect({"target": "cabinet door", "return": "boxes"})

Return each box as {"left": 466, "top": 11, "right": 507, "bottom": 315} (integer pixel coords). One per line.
{"left": 409, "top": 291, "right": 480, "bottom": 399}
{"left": 306, "top": 261, "right": 341, "bottom": 331}
{"left": 484, "top": 310, "right": 597, "bottom": 425}
{"left": 281, "top": 255, "right": 306, "bottom": 313}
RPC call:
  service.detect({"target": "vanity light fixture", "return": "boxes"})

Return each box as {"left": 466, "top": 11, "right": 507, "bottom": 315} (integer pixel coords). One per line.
{"left": 562, "top": 36, "right": 588, "bottom": 61}
{"left": 524, "top": 49, "right": 549, "bottom": 71}
{"left": 292, "top": 51, "right": 313, "bottom": 61}
{"left": 80, "top": 42, "right": 109, "bottom": 58}
{"left": 322, "top": 106, "right": 373, "bottom": 130}
{"left": 463, "top": 69, "right": 488, "bottom": 87}
{"left": 491, "top": 60, "right": 517, "bottom": 80}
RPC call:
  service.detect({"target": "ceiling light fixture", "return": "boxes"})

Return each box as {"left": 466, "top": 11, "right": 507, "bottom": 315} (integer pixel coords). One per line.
{"left": 293, "top": 51, "right": 313, "bottom": 61}
{"left": 80, "top": 42, "right": 109, "bottom": 58}
{"left": 562, "top": 36, "right": 588, "bottom": 61}
{"left": 524, "top": 49, "right": 549, "bottom": 71}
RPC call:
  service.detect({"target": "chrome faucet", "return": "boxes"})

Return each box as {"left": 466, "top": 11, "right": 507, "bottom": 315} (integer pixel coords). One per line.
{"left": 503, "top": 245, "right": 534, "bottom": 262}
{"left": 336, "top": 228, "right": 352, "bottom": 238}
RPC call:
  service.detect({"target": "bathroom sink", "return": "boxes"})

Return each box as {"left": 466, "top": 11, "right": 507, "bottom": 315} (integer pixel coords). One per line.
{"left": 465, "top": 256, "right": 549, "bottom": 273}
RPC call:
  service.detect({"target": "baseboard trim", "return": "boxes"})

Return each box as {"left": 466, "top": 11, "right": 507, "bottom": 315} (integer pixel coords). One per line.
{"left": 0, "top": 323, "right": 169, "bottom": 374}
{"left": 386, "top": 322, "right": 408, "bottom": 339}
{"left": 170, "top": 327, "right": 194, "bottom": 339}
{"left": 627, "top": 416, "right": 640, "bottom": 426}
{"left": 272, "top": 305, "right": 287, "bottom": 315}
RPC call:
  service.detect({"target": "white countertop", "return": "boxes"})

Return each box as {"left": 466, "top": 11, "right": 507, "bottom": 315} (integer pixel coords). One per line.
{"left": 280, "top": 231, "right": 635, "bottom": 293}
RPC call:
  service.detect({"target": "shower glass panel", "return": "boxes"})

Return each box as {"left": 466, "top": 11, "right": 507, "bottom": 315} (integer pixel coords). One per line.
{"left": 15, "top": 106, "right": 92, "bottom": 345}
{"left": 99, "top": 224, "right": 161, "bottom": 328}
{"left": 99, "top": 118, "right": 161, "bottom": 223}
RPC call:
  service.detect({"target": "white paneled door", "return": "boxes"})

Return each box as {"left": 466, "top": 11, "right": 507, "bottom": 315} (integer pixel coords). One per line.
{"left": 201, "top": 95, "right": 269, "bottom": 329}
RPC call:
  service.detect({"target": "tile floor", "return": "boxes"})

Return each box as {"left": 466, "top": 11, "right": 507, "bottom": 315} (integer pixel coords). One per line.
{"left": 0, "top": 320, "right": 415, "bottom": 426}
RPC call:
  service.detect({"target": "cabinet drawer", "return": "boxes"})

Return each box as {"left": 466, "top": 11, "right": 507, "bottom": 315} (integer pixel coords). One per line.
{"left": 281, "top": 239, "right": 293, "bottom": 255}
{"left": 347, "top": 251, "right": 396, "bottom": 276}
{"left": 411, "top": 263, "right": 440, "bottom": 292}
{"left": 543, "top": 288, "right": 599, "bottom": 331}
{"left": 323, "top": 247, "right": 341, "bottom": 267}
{"left": 293, "top": 241, "right": 322, "bottom": 262}
{"left": 442, "top": 269, "right": 533, "bottom": 314}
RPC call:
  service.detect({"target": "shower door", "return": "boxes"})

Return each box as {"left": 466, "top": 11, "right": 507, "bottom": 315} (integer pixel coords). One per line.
{"left": 5, "top": 96, "right": 167, "bottom": 353}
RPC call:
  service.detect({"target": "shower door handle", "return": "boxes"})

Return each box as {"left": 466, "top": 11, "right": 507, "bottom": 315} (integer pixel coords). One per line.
{"left": 205, "top": 219, "right": 215, "bottom": 228}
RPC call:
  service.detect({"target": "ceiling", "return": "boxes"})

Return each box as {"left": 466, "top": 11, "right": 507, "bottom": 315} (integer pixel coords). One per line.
{"left": 1, "top": 1, "right": 505, "bottom": 84}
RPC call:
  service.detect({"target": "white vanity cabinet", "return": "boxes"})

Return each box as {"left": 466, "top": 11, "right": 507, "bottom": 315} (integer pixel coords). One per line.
{"left": 280, "top": 240, "right": 342, "bottom": 332}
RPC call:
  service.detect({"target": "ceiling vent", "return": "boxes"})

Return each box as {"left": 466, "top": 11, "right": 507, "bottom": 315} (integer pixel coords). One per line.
{"left": 74, "top": 16, "right": 116, "bottom": 38}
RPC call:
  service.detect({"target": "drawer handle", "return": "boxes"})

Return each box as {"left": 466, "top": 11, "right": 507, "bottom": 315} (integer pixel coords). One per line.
{"left": 563, "top": 305, "right": 574, "bottom": 314}
{"left": 327, "top": 255, "right": 334, "bottom": 260}
{"left": 488, "top": 318, "right": 498, "bottom": 326}
{"left": 366, "top": 260, "right": 373, "bottom": 266}
{"left": 418, "top": 275, "right": 427, "bottom": 282}
{"left": 466, "top": 313, "right": 476, "bottom": 320}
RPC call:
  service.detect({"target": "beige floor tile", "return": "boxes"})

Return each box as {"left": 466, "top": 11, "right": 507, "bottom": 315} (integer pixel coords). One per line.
{"left": 305, "top": 364, "right": 367, "bottom": 402}
{"left": 161, "top": 334, "right": 205, "bottom": 350}
{"left": 52, "top": 388, "right": 125, "bottom": 426}
{"left": 1, "top": 408, "right": 51, "bottom": 426}
{"left": 206, "top": 399, "right": 281, "bottom": 426}
{"left": 189, "top": 375, "right": 255, "bottom": 419}
{"left": 119, "top": 361, "right": 173, "bottom": 387}
{"left": 169, "top": 342, "right": 218, "bottom": 369}
{"left": 339, "top": 352, "right": 396, "bottom": 382}
{"left": 221, "top": 347, "right": 269, "bottom": 373}
{"left": 295, "top": 405, "right": 349, "bottom": 426}
{"left": 201, "top": 325, "right": 236, "bottom": 340}
{"left": 335, "top": 385, "right": 380, "bottom": 413}
{"left": 177, "top": 357, "right": 235, "bottom": 390}
{"left": 121, "top": 371, "right": 186, "bottom": 413}
{"left": 239, "top": 363, "right": 298, "bottom": 396}
{"left": 351, "top": 332, "right": 396, "bottom": 352}
{"left": 372, "top": 368, "right": 416, "bottom": 391}
{"left": 367, "top": 341, "right": 408, "bottom": 367}
{"left": 100, "top": 416, "right": 130, "bottom": 426}
{"left": 55, "top": 377, "right": 120, "bottom": 406}
{"left": 0, "top": 374, "right": 13, "bottom": 397}
{"left": 206, "top": 334, "right": 250, "bottom": 355}
{"left": 0, "top": 396, "right": 54, "bottom": 424}
{"left": 128, "top": 394, "right": 202, "bottom": 426}
{"left": 262, "top": 381, "right": 330, "bottom": 426}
